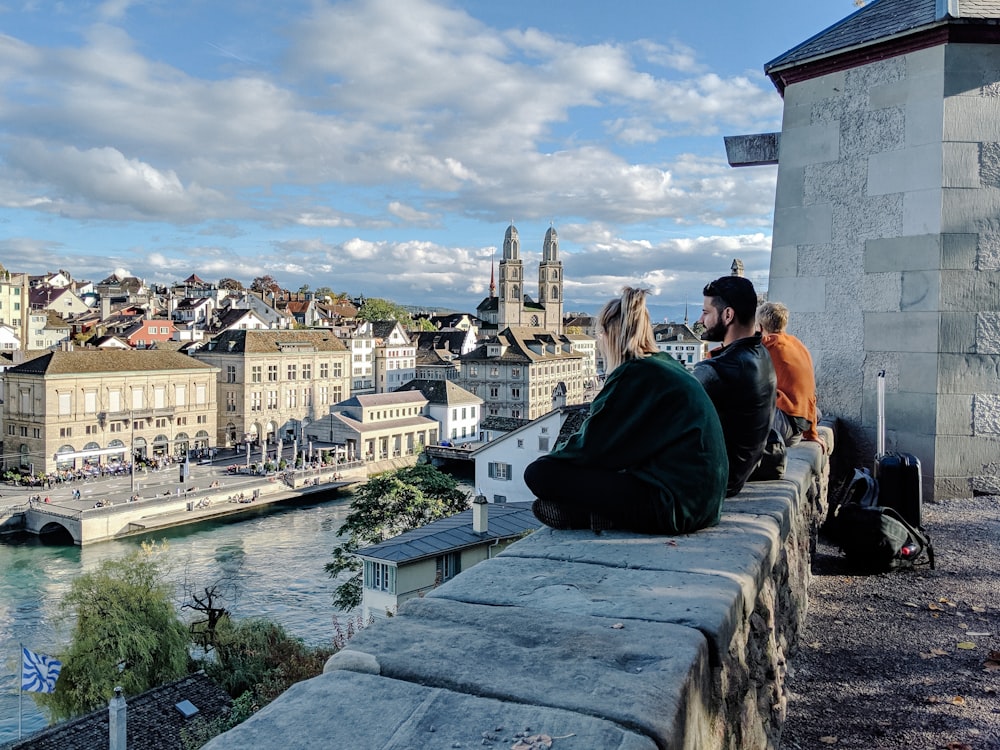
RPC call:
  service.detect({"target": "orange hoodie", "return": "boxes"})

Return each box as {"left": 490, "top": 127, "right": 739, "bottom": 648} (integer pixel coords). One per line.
{"left": 761, "top": 332, "right": 819, "bottom": 443}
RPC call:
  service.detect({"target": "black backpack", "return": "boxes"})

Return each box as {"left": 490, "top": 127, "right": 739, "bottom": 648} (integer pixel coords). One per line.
{"left": 828, "top": 468, "right": 935, "bottom": 572}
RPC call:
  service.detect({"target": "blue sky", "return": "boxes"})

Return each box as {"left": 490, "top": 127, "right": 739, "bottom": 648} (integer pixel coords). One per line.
{"left": 0, "top": 0, "right": 860, "bottom": 320}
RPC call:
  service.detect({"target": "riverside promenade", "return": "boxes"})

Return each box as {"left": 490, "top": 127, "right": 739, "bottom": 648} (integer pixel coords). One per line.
{"left": 0, "top": 450, "right": 396, "bottom": 545}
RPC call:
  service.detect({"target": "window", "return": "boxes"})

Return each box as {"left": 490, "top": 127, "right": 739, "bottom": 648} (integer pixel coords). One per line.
{"left": 286, "top": 390, "right": 298, "bottom": 409}
{"left": 511, "top": 388, "right": 520, "bottom": 399}
{"left": 195, "top": 383, "right": 207, "bottom": 405}
{"left": 516, "top": 439, "right": 524, "bottom": 448}
{"left": 197, "top": 414, "right": 208, "bottom": 424}
{"left": 160, "top": 326, "right": 169, "bottom": 334}
{"left": 267, "top": 390, "right": 278, "bottom": 409}
{"left": 84, "top": 391, "right": 97, "bottom": 414}
{"left": 58, "top": 392, "right": 71, "bottom": 416}
{"left": 251, "top": 366, "right": 262, "bottom": 383}
{"left": 226, "top": 392, "right": 237, "bottom": 412}
{"left": 60, "top": 427, "right": 72, "bottom": 437}
{"left": 287, "top": 364, "right": 297, "bottom": 380}
{"left": 436, "top": 552, "right": 461, "bottom": 583}
{"left": 511, "top": 368, "right": 520, "bottom": 378}
{"left": 154, "top": 387, "right": 166, "bottom": 409}
{"left": 19, "top": 426, "right": 27, "bottom": 437}
{"left": 490, "top": 367, "right": 500, "bottom": 377}
{"left": 226, "top": 365, "right": 237, "bottom": 383}
{"left": 452, "top": 408, "right": 457, "bottom": 420}
{"left": 469, "top": 366, "right": 478, "bottom": 377}
{"left": 302, "top": 363, "right": 311, "bottom": 380}
{"left": 490, "top": 387, "right": 499, "bottom": 398}
{"left": 493, "top": 494, "right": 507, "bottom": 504}
{"left": 461, "top": 407, "right": 467, "bottom": 419}
{"left": 267, "top": 364, "right": 278, "bottom": 381}
{"left": 174, "top": 385, "right": 186, "bottom": 407}
{"left": 32, "top": 428, "right": 40, "bottom": 438}
{"left": 155, "top": 418, "right": 168, "bottom": 428}
{"left": 319, "top": 386, "right": 328, "bottom": 405}
{"left": 332, "top": 362, "right": 342, "bottom": 377}
{"left": 320, "top": 362, "right": 329, "bottom": 378}
{"left": 364, "top": 560, "right": 395, "bottom": 593}
{"left": 251, "top": 392, "right": 262, "bottom": 412}
{"left": 488, "top": 462, "right": 512, "bottom": 480}
{"left": 538, "top": 436, "right": 549, "bottom": 451}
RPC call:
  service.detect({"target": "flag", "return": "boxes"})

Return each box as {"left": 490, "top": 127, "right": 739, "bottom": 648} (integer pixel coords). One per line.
{"left": 21, "top": 647, "right": 62, "bottom": 694}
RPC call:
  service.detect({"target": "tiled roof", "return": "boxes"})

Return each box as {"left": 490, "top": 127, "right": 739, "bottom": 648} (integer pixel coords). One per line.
{"left": 347, "top": 391, "right": 428, "bottom": 408}
{"left": 200, "top": 329, "right": 347, "bottom": 354}
{"left": 8, "top": 349, "right": 216, "bottom": 376}
{"left": 395, "top": 378, "right": 482, "bottom": 405}
{"left": 479, "top": 415, "right": 531, "bottom": 433}
{"left": 10, "top": 671, "right": 231, "bottom": 750}
{"left": 356, "top": 502, "right": 538, "bottom": 563}
{"left": 766, "top": 0, "right": 1000, "bottom": 73}
{"left": 556, "top": 404, "right": 590, "bottom": 442}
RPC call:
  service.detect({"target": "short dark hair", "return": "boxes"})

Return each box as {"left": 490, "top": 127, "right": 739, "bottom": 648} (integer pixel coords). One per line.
{"left": 703, "top": 276, "right": 758, "bottom": 325}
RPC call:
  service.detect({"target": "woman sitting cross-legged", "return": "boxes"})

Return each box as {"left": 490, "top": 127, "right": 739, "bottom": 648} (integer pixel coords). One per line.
{"left": 525, "top": 287, "right": 728, "bottom": 534}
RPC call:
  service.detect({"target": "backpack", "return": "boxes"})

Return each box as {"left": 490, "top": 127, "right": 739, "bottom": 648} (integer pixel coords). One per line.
{"left": 828, "top": 468, "right": 935, "bottom": 572}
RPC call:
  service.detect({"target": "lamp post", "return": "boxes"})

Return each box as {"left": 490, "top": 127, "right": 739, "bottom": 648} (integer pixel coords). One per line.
{"left": 130, "top": 412, "right": 136, "bottom": 496}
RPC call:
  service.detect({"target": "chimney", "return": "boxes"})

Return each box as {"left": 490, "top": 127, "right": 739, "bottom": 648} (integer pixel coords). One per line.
{"left": 109, "top": 686, "right": 126, "bottom": 750}
{"left": 472, "top": 494, "right": 488, "bottom": 533}
{"left": 101, "top": 295, "right": 111, "bottom": 321}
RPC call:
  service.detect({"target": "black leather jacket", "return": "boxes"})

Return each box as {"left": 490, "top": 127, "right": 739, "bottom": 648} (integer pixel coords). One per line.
{"left": 693, "top": 334, "right": 776, "bottom": 496}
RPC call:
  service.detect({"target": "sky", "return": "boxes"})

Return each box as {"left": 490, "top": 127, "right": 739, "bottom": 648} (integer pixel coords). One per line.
{"left": 0, "top": 0, "right": 862, "bottom": 321}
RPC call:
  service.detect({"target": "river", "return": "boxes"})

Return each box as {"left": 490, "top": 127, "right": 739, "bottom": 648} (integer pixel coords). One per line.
{"left": 0, "top": 490, "right": 357, "bottom": 744}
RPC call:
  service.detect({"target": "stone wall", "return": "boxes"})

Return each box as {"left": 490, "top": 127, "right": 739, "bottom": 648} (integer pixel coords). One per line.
{"left": 202, "top": 430, "right": 832, "bottom": 750}
{"left": 769, "top": 41, "right": 1000, "bottom": 499}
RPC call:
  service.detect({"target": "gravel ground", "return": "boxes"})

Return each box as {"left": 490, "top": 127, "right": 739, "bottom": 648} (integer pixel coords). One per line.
{"left": 780, "top": 495, "right": 1000, "bottom": 750}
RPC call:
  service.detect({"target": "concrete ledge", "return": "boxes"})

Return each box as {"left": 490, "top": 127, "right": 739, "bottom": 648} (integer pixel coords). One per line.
{"left": 203, "top": 432, "right": 832, "bottom": 750}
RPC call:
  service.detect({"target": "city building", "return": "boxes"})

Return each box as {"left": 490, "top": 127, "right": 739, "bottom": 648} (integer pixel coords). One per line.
{"left": 457, "top": 327, "right": 585, "bottom": 420}
{"left": 356, "top": 498, "right": 538, "bottom": 620}
{"left": 2, "top": 348, "right": 219, "bottom": 474}
{"left": 395, "top": 378, "right": 483, "bottom": 444}
{"left": 476, "top": 224, "right": 564, "bottom": 338}
{"left": 472, "top": 405, "right": 588, "bottom": 504}
{"left": 191, "top": 329, "right": 351, "bottom": 449}
{"left": 410, "top": 329, "right": 475, "bottom": 381}
{"left": 347, "top": 320, "right": 376, "bottom": 395}
{"left": 371, "top": 321, "right": 416, "bottom": 393}
{"left": 0, "top": 271, "right": 30, "bottom": 347}
{"left": 652, "top": 322, "right": 707, "bottom": 370}
{"left": 304, "top": 391, "right": 438, "bottom": 462}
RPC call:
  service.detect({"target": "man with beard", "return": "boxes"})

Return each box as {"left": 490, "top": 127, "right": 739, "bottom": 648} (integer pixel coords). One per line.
{"left": 693, "top": 275, "right": 777, "bottom": 496}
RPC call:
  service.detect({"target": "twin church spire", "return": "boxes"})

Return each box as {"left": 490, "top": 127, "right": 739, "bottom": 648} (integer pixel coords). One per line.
{"left": 496, "top": 223, "right": 563, "bottom": 335}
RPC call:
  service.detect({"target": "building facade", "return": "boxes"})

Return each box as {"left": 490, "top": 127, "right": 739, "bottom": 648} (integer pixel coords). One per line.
{"left": 457, "top": 327, "right": 585, "bottom": 420}
{"left": 652, "top": 322, "right": 706, "bottom": 370}
{"left": 372, "top": 321, "right": 416, "bottom": 393}
{"left": 2, "top": 349, "right": 218, "bottom": 474}
{"left": 191, "top": 329, "right": 351, "bottom": 449}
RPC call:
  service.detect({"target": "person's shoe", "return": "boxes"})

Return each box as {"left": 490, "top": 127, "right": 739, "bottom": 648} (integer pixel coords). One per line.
{"left": 532, "top": 498, "right": 589, "bottom": 530}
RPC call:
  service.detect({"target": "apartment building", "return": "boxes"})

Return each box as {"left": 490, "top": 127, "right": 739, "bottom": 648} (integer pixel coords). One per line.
{"left": 192, "top": 329, "right": 351, "bottom": 448}
{"left": 2, "top": 348, "right": 218, "bottom": 474}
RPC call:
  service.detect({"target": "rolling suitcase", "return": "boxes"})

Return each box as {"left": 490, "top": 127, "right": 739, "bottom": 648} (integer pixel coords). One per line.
{"left": 875, "top": 370, "right": 923, "bottom": 528}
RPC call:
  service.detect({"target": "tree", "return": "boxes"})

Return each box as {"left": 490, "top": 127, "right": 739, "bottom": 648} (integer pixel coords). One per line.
{"left": 35, "top": 543, "right": 190, "bottom": 721}
{"left": 218, "top": 277, "right": 244, "bottom": 291}
{"left": 357, "top": 297, "right": 412, "bottom": 324}
{"left": 250, "top": 275, "right": 281, "bottom": 296}
{"left": 409, "top": 316, "right": 438, "bottom": 332}
{"left": 326, "top": 465, "right": 468, "bottom": 610}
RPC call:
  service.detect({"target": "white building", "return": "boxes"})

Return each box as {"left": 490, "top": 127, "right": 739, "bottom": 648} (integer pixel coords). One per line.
{"left": 652, "top": 322, "right": 707, "bottom": 370}
{"left": 347, "top": 321, "right": 376, "bottom": 395}
{"left": 371, "top": 321, "right": 416, "bottom": 394}
{"left": 472, "top": 405, "right": 588, "bottom": 504}
{"left": 356, "top": 499, "right": 538, "bottom": 620}
{"left": 395, "top": 378, "right": 483, "bottom": 445}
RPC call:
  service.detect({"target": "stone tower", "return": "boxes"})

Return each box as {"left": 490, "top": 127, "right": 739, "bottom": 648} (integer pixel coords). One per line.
{"left": 497, "top": 223, "right": 524, "bottom": 330}
{"left": 764, "top": 0, "right": 1000, "bottom": 498}
{"left": 538, "top": 226, "right": 564, "bottom": 334}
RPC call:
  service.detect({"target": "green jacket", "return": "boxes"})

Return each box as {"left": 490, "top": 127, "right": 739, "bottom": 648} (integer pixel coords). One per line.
{"left": 549, "top": 352, "right": 728, "bottom": 533}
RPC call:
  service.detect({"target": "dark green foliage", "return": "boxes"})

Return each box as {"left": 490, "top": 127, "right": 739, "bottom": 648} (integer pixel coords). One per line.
{"left": 35, "top": 544, "right": 190, "bottom": 721}
{"left": 326, "top": 465, "right": 468, "bottom": 609}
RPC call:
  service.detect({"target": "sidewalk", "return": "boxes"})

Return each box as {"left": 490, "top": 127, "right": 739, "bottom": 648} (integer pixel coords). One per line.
{"left": 781, "top": 495, "right": 1000, "bottom": 749}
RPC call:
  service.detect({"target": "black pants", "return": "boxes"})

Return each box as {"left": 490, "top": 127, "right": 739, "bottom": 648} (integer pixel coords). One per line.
{"left": 523, "top": 456, "right": 666, "bottom": 533}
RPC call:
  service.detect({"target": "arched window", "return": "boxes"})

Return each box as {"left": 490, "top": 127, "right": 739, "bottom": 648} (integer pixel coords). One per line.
{"left": 511, "top": 284, "right": 519, "bottom": 300}
{"left": 551, "top": 285, "right": 559, "bottom": 300}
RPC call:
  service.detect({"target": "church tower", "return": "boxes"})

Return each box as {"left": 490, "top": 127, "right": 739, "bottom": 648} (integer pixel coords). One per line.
{"left": 538, "top": 225, "right": 563, "bottom": 334}
{"left": 497, "top": 223, "right": 523, "bottom": 329}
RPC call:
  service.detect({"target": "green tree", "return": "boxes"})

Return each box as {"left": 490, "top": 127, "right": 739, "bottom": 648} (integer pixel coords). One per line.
{"left": 326, "top": 465, "right": 468, "bottom": 610}
{"left": 409, "top": 316, "right": 438, "bottom": 332}
{"left": 218, "top": 277, "right": 244, "bottom": 291}
{"left": 357, "top": 297, "right": 412, "bottom": 324}
{"left": 36, "top": 543, "right": 190, "bottom": 721}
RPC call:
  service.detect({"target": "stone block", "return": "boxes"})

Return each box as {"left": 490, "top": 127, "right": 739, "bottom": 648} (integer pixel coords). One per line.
{"left": 904, "top": 44, "right": 946, "bottom": 77}
{"left": 943, "top": 141, "right": 980, "bottom": 188}
{"left": 863, "top": 312, "right": 939, "bottom": 352}
{"left": 426, "top": 554, "right": 744, "bottom": 665}
{"left": 976, "top": 216, "right": 1000, "bottom": 268}
{"left": 945, "top": 43, "right": 1000, "bottom": 76}
{"left": 870, "top": 69, "right": 942, "bottom": 110}
{"left": 774, "top": 165, "right": 805, "bottom": 210}
{"left": 772, "top": 203, "right": 833, "bottom": 247}
{"left": 943, "top": 95, "right": 1000, "bottom": 141}
{"left": 936, "top": 394, "right": 973, "bottom": 436}
{"left": 943, "top": 188, "right": 1000, "bottom": 234}
{"left": 846, "top": 57, "right": 905, "bottom": 93}
{"left": 939, "top": 270, "right": 977, "bottom": 311}
{"left": 901, "top": 270, "right": 940, "bottom": 311}
{"left": 862, "top": 272, "right": 901, "bottom": 312}
{"left": 941, "top": 233, "right": 978, "bottom": 270}
{"left": 780, "top": 101, "right": 813, "bottom": 130}
{"left": 865, "top": 234, "right": 940, "bottom": 272}
{"left": 972, "top": 394, "right": 1000, "bottom": 436}
{"left": 202, "top": 670, "right": 658, "bottom": 750}
{"left": 768, "top": 276, "right": 826, "bottom": 313}
{"left": 978, "top": 312, "right": 1000, "bottom": 354}
{"left": 784, "top": 70, "right": 845, "bottom": 106}
{"left": 938, "top": 352, "right": 1000, "bottom": 393}
{"left": 932, "top": 434, "right": 1000, "bottom": 475}
{"left": 725, "top": 133, "right": 780, "bottom": 167}
{"left": 906, "top": 97, "right": 945, "bottom": 146}
{"left": 979, "top": 142, "right": 1000, "bottom": 188}
{"left": 940, "top": 312, "right": 976, "bottom": 353}
{"left": 883, "top": 390, "right": 940, "bottom": 435}
{"left": 840, "top": 108, "right": 905, "bottom": 158}
{"left": 868, "top": 143, "right": 942, "bottom": 195}
{"left": 944, "top": 69, "right": 988, "bottom": 97}
{"left": 769, "top": 245, "right": 799, "bottom": 278}
{"left": 326, "top": 597, "right": 710, "bottom": 748}
{"left": 778, "top": 122, "right": 841, "bottom": 168}
{"left": 897, "top": 352, "right": 939, "bottom": 393}
{"left": 902, "top": 188, "right": 944, "bottom": 236}
{"left": 804, "top": 157, "right": 868, "bottom": 207}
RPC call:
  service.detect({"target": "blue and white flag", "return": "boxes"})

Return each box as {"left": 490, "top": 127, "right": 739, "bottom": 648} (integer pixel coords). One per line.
{"left": 21, "top": 647, "right": 62, "bottom": 693}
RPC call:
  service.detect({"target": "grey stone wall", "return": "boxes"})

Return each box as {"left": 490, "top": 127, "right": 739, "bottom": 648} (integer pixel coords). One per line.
{"left": 202, "top": 435, "right": 831, "bottom": 750}
{"left": 770, "top": 42, "right": 1000, "bottom": 498}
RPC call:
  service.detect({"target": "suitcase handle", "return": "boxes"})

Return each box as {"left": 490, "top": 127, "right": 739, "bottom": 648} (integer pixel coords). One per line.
{"left": 876, "top": 370, "right": 886, "bottom": 464}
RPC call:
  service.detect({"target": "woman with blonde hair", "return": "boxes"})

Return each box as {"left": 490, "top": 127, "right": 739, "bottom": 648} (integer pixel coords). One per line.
{"left": 524, "top": 287, "right": 728, "bottom": 534}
